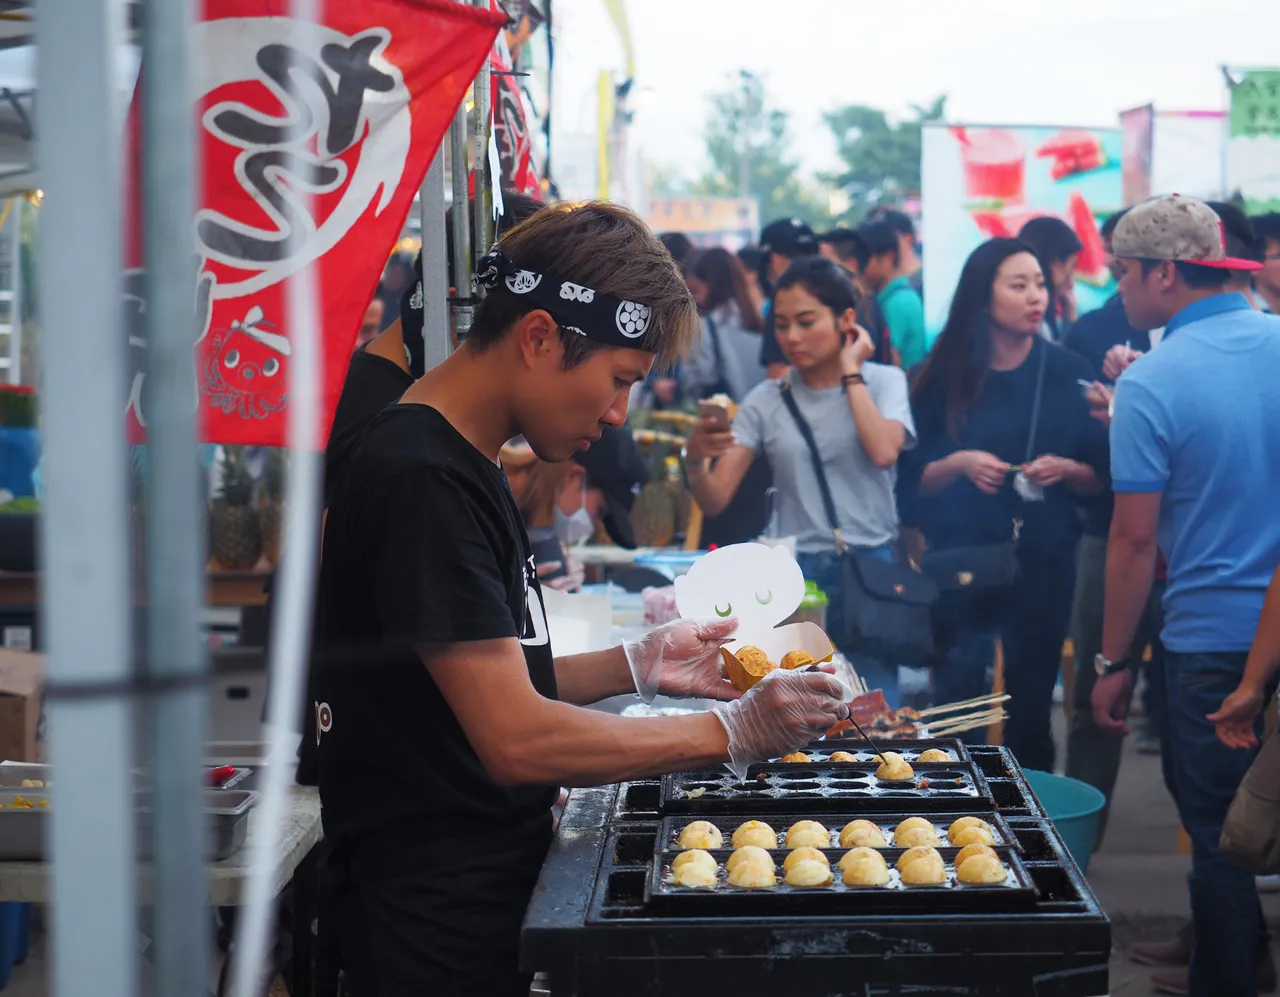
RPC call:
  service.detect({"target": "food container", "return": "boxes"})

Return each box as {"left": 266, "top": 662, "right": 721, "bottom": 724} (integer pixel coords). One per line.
{"left": 0, "top": 788, "right": 256, "bottom": 862}
{"left": 955, "top": 127, "right": 1027, "bottom": 203}
{"left": 673, "top": 543, "right": 835, "bottom": 685}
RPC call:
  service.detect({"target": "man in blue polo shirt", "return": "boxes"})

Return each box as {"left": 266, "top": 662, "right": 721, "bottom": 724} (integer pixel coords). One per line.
{"left": 1092, "top": 194, "right": 1280, "bottom": 997}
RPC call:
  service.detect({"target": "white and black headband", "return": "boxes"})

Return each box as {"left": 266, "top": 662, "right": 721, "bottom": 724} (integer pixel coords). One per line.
{"left": 473, "top": 250, "right": 656, "bottom": 348}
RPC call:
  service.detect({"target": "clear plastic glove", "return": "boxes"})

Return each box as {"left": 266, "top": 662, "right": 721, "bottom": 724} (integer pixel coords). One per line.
{"left": 623, "top": 617, "right": 740, "bottom": 703}
{"left": 713, "top": 670, "right": 850, "bottom": 780}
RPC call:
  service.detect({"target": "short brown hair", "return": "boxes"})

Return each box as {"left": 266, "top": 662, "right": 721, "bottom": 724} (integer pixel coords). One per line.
{"left": 467, "top": 201, "right": 698, "bottom": 370}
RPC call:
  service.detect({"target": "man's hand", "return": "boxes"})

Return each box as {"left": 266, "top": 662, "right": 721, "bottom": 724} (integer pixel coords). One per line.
{"left": 1085, "top": 381, "right": 1113, "bottom": 427}
{"left": 1091, "top": 669, "right": 1135, "bottom": 736}
{"left": 1207, "top": 680, "right": 1266, "bottom": 750}
{"left": 1024, "top": 454, "right": 1071, "bottom": 487}
{"left": 956, "top": 450, "right": 1011, "bottom": 495}
{"left": 623, "top": 617, "right": 742, "bottom": 703}
{"left": 1102, "top": 344, "right": 1142, "bottom": 382}
{"left": 841, "top": 324, "right": 876, "bottom": 374}
{"left": 685, "top": 416, "right": 736, "bottom": 463}
{"left": 714, "top": 670, "right": 848, "bottom": 779}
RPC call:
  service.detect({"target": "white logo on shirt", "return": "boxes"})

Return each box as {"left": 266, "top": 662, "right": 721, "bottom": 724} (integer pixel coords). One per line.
{"left": 520, "top": 554, "right": 550, "bottom": 648}
{"left": 315, "top": 701, "right": 333, "bottom": 745}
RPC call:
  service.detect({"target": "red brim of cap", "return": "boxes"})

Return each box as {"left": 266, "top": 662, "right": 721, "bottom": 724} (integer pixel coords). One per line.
{"left": 1186, "top": 256, "right": 1264, "bottom": 271}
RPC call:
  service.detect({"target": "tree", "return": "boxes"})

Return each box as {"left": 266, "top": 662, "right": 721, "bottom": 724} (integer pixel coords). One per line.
{"left": 824, "top": 95, "right": 946, "bottom": 222}
{"left": 694, "top": 70, "right": 831, "bottom": 230}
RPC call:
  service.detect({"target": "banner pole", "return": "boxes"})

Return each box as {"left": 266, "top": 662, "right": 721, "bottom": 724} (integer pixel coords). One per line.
{"left": 449, "top": 103, "right": 473, "bottom": 339}
{"left": 421, "top": 147, "right": 450, "bottom": 369}
{"left": 471, "top": 0, "right": 493, "bottom": 262}
{"left": 139, "top": 0, "right": 211, "bottom": 991}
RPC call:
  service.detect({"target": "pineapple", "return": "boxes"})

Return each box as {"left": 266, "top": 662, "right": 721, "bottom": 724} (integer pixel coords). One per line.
{"left": 209, "top": 446, "right": 262, "bottom": 570}
{"left": 260, "top": 448, "right": 286, "bottom": 566}
{"left": 630, "top": 481, "right": 676, "bottom": 548}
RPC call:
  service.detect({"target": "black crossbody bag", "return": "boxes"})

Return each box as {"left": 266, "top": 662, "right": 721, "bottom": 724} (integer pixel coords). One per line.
{"left": 778, "top": 380, "right": 938, "bottom": 666}
{"left": 917, "top": 342, "right": 1048, "bottom": 591}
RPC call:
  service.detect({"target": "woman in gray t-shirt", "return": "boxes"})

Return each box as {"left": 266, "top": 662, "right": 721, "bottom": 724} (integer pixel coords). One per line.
{"left": 685, "top": 258, "right": 917, "bottom": 704}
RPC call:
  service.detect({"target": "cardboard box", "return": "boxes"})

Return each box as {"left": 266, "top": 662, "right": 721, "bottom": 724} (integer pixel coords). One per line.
{"left": 0, "top": 649, "right": 43, "bottom": 762}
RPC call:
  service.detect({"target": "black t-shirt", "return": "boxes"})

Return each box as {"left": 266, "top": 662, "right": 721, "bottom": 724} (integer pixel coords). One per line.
{"left": 314, "top": 403, "right": 558, "bottom": 861}
{"left": 323, "top": 348, "right": 414, "bottom": 505}
{"left": 900, "top": 337, "right": 1108, "bottom": 558}
{"left": 1062, "top": 296, "right": 1152, "bottom": 540}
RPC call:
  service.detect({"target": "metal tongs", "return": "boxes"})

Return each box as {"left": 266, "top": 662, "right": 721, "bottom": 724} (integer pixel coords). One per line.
{"left": 798, "top": 664, "right": 889, "bottom": 764}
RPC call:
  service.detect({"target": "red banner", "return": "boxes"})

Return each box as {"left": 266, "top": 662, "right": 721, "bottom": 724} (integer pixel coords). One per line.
{"left": 123, "top": 0, "right": 505, "bottom": 446}
{"left": 488, "top": 4, "right": 542, "bottom": 199}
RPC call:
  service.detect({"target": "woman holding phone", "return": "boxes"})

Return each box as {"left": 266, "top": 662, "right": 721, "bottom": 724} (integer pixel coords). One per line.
{"left": 684, "top": 258, "right": 916, "bottom": 703}
{"left": 898, "top": 238, "right": 1107, "bottom": 771}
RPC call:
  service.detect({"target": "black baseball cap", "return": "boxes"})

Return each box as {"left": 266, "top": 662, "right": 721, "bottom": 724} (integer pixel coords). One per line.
{"left": 759, "top": 218, "right": 818, "bottom": 259}
{"left": 573, "top": 426, "right": 650, "bottom": 549}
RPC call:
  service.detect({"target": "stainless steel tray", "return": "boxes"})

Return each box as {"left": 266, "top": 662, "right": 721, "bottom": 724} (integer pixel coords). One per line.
{"left": 0, "top": 788, "right": 257, "bottom": 862}
{"left": 0, "top": 764, "right": 52, "bottom": 789}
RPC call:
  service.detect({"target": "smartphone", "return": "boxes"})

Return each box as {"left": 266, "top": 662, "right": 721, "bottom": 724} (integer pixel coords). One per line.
{"left": 696, "top": 400, "right": 731, "bottom": 431}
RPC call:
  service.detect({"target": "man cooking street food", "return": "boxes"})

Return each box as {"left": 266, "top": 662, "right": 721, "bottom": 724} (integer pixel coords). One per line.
{"left": 314, "top": 202, "right": 848, "bottom": 996}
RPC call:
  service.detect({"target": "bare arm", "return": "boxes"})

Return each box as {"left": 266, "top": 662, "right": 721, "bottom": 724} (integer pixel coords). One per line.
{"left": 422, "top": 638, "right": 729, "bottom": 788}
{"left": 553, "top": 645, "right": 636, "bottom": 706}
{"left": 1242, "top": 564, "right": 1280, "bottom": 692}
{"left": 919, "top": 452, "right": 966, "bottom": 497}
{"left": 846, "top": 382, "right": 906, "bottom": 468}
{"left": 1101, "top": 492, "right": 1162, "bottom": 662}
{"left": 685, "top": 443, "right": 756, "bottom": 518}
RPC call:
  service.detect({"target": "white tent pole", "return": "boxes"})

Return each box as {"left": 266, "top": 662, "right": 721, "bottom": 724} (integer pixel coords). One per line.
{"left": 420, "top": 149, "right": 450, "bottom": 369}
{"left": 36, "top": 0, "right": 139, "bottom": 994}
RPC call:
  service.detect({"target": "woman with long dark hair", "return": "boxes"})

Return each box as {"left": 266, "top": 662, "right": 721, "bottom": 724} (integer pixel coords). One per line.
{"left": 900, "top": 238, "right": 1107, "bottom": 771}
{"left": 682, "top": 248, "right": 767, "bottom": 402}
{"left": 686, "top": 258, "right": 916, "bottom": 702}
{"left": 1017, "top": 216, "right": 1083, "bottom": 339}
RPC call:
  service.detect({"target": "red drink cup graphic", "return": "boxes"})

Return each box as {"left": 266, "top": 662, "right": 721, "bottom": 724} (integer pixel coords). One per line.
{"left": 954, "top": 127, "right": 1026, "bottom": 203}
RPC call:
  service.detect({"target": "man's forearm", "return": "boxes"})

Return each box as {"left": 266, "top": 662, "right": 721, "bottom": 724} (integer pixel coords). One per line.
{"left": 1063, "top": 460, "right": 1103, "bottom": 497}
{"left": 490, "top": 703, "right": 730, "bottom": 788}
{"left": 554, "top": 645, "right": 635, "bottom": 706}
{"left": 1102, "top": 534, "right": 1157, "bottom": 662}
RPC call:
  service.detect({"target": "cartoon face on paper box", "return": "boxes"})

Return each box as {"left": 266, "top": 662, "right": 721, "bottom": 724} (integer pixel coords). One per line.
{"left": 674, "top": 543, "right": 805, "bottom": 628}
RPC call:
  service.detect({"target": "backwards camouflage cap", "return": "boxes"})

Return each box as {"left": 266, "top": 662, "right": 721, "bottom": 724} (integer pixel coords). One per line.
{"left": 1112, "top": 193, "right": 1262, "bottom": 271}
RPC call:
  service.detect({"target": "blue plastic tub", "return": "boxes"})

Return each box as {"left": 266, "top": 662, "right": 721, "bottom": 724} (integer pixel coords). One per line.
{"left": 0, "top": 902, "right": 32, "bottom": 990}
{"left": 1023, "top": 769, "right": 1107, "bottom": 874}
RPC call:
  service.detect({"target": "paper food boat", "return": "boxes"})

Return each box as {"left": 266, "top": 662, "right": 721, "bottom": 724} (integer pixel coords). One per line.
{"left": 673, "top": 543, "right": 834, "bottom": 689}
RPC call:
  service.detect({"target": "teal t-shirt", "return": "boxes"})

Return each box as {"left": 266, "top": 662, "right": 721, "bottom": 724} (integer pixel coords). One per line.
{"left": 878, "top": 276, "right": 927, "bottom": 370}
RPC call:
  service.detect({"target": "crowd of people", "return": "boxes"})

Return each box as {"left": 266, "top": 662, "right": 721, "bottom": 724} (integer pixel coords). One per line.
{"left": 306, "top": 190, "right": 1280, "bottom": 995}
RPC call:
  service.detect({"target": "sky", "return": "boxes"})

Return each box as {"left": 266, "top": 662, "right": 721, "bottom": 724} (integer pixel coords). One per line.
{"left": 613, "top": 0, "right": 1280, "bottom": 183}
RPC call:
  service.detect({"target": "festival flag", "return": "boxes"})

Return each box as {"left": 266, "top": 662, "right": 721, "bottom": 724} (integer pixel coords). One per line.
{"left": 122, "top": 0, "right": 505, "bottom": 446}
{"left": 488, "top": 2, "right": 543, "bottom": 199}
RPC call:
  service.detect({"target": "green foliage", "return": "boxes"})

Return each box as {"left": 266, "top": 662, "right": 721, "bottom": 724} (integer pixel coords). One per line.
{"left": 693, "top": 70, "right": 833, "bottom": 230}
{"left": 823, "top": 96, "right": 946, "bottom": 223}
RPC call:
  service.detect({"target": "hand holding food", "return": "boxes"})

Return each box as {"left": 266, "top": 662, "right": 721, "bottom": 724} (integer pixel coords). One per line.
{"left": 624, "top": 617, "right": 741, "bottom": 703}
{"left": 956, "top": 450, "right": 1012, "bottom": 495}
{"left": 713, "top": 669, "right": 847, "bottom": 779}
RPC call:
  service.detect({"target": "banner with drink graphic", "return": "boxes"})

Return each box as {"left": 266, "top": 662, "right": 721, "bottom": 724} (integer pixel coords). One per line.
{"left": 122, "top": 0, "right": 506, "bottom": 446}
{"left": 920, "top": 123, "right": 1123, "bottom": 345}
{"left": 1226, "top": 68, "right": 1280, "bottom": 214}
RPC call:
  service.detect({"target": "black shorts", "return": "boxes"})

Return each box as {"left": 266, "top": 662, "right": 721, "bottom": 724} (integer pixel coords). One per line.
{"left": 332, "top": 826, "right": 551, "bottom": 997}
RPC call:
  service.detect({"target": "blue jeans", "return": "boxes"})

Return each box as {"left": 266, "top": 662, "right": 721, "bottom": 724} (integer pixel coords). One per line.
{"left": 1165, "top": 651, "right": 1275, "bottom": 997}
{"left": 796, "top": 546, "right": 899, "bottom": 706}
{"left": 931, "top": 550, "right": 1075, "bottom": 772}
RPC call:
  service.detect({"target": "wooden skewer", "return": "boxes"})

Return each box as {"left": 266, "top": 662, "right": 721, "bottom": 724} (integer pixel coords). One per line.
{"left": 917, "top": 694, "right": 1011, "bottom": 719}
{"left": 927, "top": 712, "right": 1008, "bottom": 736}
{"left": 927, "top": 706, "right": 1006, "bottom": 731}
{"left": 926, "top": 708, "right": 1007, "bottom": 736}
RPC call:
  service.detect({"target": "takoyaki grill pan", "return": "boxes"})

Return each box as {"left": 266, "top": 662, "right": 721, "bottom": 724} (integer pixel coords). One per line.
{"left": 660, "top": 738, "right": 995, "bottom": 815}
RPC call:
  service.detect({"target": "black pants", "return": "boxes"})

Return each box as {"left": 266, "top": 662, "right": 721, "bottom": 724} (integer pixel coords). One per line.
{"left": 932, "top": 550, "right": 1076, "bottom": 772}
{"left": 332, "top": 828, "right": 551, "bottom": 997}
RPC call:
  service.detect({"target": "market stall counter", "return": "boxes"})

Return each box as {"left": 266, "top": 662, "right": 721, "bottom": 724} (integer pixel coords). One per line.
{"left": 521, "top": 742, "right": 1110, "bottom": 997}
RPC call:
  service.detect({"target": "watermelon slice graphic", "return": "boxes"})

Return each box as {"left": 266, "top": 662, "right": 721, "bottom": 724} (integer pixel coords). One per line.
{"left": 1036, "top": 129, "right": 1108, "bottom": 182}
{"left": 1067, "top": 192, "right": 1109, "bottom": 286}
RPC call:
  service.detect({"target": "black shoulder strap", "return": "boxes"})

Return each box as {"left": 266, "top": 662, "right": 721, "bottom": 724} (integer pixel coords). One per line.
{"left": 777, "top": 381, "right": 847, "bottom": 553}
{"left": 704, "top": 310, "right": 726, "bottom": 388}
{"left": 1024, "top": 339, "right": 1050, "bottom": 464}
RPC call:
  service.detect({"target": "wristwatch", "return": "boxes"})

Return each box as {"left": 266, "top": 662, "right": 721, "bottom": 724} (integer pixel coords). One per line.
{"left": 1094, "top": 653, "right": 1131, "bottom": 677}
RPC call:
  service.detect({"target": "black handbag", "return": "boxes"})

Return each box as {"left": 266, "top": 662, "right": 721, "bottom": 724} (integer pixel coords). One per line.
{"left": 778, "top": 381, "right": 938, "bottom": 666}
{"left": 917, "top": 342, "right": 1048, "bottom": 592}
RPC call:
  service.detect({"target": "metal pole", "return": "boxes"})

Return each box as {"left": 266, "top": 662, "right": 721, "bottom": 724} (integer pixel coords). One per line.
{"left": 36, "top": 1, "right": 138, "bottom": 996}
{"left": 231, "top": 1, "right": 325, "bottom": 991}
{"left": 139, "top": 0, "right": 210, "bottom": 994}
{"left": 420, "top": 150, "right": 451, "bottom": 369}
{"left": 449, "top": 106, "right": 473, "bottom": 339}
{"left": 9, "top": 198, "right": 21, "bottom": 386}
{"left": 471, "top": 0, "right": 493, "bottom": 260}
